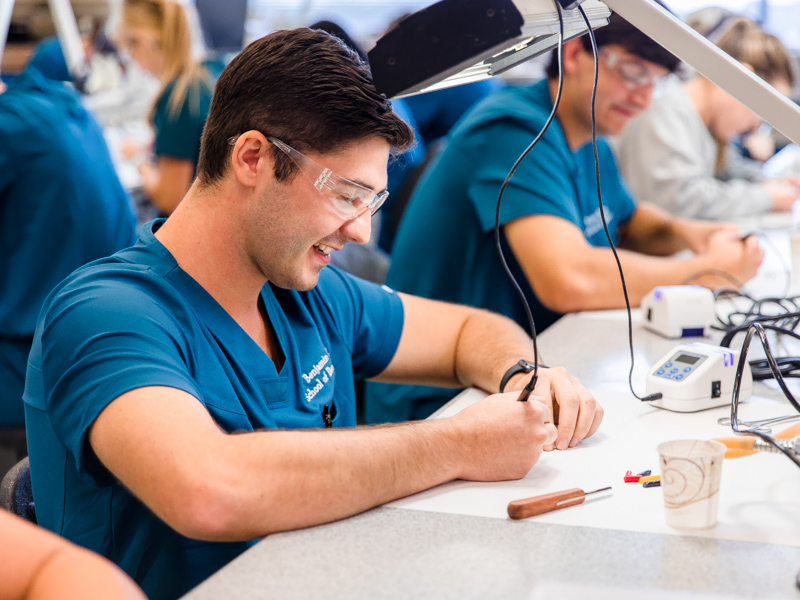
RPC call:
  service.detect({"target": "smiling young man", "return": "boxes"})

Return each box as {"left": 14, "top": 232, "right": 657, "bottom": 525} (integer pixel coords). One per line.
{"left": 22, "top": 29, "right": 602, "bottom": 600}
{"left": 365, "top": 11, "right": 765, "bottom": 424}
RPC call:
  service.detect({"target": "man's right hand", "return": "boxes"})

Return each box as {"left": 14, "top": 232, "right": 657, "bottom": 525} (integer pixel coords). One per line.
{"left": 450, "top": 392, "right": 558, "bottom": 482}
{"left": 697, "top": 230, "right": 763, "bottom": 288}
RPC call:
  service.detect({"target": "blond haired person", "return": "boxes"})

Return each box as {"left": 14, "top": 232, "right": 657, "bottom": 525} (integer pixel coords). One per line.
{"left": 617, "top": 16, "right": 799, "bottom": 219}
{"left": 120, "top": 0, "right": 219, "bottom": 214}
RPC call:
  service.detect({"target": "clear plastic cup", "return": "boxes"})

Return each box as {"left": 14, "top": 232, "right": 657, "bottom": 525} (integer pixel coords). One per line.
{"left": 657, "top": 439, "right": 726, "bottom": 529}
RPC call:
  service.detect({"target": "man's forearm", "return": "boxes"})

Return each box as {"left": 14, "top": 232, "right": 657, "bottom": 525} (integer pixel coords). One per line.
{"left": 451, "top": 309, "right": 541, "bottom": 394}
{"left": 618, "top": 205, "right": 688, "bottom": 256}
{"left": 545, "top": 247, "right": 722, "bottom": 312}
{"left": 92, "top": 386, "right": 466, "bottom": 544}
{"left": 209, "top": 419, "right": 464, "bottom": 540}
{"left": 192, "top": 395, "right": 555, "bottom": 541}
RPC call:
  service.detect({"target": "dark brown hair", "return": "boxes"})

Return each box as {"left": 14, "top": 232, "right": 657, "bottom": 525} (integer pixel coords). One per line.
{"left": 545, "top": 9, "right": 681, "bottom": 79}
{"left": 197, "top": 28, "right": 414, "bottom": 185}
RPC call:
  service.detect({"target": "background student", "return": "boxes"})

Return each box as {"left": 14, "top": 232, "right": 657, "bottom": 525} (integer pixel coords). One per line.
{"left": 118, "top": 0, "right": 221, "bottom": 215}
{"left": 365, "top": 10, "right": 763, "bottom": 424}
{"left": 616, "top": 15, "right": 799, "bottom": 219}
{"left": 0, "top": 64, "right": 136, "bottom": 462}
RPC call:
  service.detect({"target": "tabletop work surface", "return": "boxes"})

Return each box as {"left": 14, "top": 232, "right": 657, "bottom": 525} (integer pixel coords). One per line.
{"left": 182, "top": 506, "right": 800, "bottom": 600}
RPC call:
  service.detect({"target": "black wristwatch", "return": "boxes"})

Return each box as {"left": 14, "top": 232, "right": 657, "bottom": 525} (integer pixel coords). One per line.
{"left": 499, "top": 359, "right": 537, "bottom": 393}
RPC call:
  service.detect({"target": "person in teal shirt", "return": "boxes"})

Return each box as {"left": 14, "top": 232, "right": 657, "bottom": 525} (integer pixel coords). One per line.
{"left": 119, "top": 0, "right": 218, "bottom": 215}
{"left": 0, "top": 67, "right": 136, "bottom": 427}
{"left": 25, "top": 36, "right": 71, "bottom": 82}
{"left": 24, "top": 29, "right": 600, "bottom": 600}
{"left": 365, "top": 10, "right": 765, "bottom": 424}
{"left": 150, "top": 72, "right": 213, "bottom": 168}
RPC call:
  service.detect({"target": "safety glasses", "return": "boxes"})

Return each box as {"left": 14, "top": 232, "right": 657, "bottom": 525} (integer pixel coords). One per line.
{"left": 600, "top": 49, "right": 668, "bottom": 93}
{"left": 270, "top": 137, "right": 388, "bottom": 220}
{"left": 228, "top": 134, "right": 389, "bottom": 220}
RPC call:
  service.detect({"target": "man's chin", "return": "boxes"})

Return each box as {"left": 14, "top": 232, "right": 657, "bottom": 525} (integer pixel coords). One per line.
{"left": 604, "top": 109, "right": 641, "bottom": 135}
{"left": 271, "top": 269, "right": 322, "bottom": 292}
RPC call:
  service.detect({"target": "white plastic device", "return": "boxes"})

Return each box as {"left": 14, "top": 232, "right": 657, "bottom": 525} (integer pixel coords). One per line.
{"left": 646, "top": 342, "right": 752, "bottom": 413}
{"left": 640, "top": 286, "right": 715, "bottom": 339}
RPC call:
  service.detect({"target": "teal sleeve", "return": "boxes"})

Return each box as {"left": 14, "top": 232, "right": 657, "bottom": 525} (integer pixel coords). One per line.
{"left": 465, "top": 119, "right": 581, "bottom": 234}
{"left": 599, "top": 142, "right": 636, "bottom": 226}
{"left": 35, "top": 272, "right": 203, "bottom": 482}
{"left": 315, "top": 268, "right": 404, "bottom": 380}
{"left": 0, "top": 129, "right": 11, "bottom": 200}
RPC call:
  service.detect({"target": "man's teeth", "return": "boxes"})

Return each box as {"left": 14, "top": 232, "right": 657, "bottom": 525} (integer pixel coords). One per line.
{"left": 314, "top": 243, "right": 333, "bottom": 256}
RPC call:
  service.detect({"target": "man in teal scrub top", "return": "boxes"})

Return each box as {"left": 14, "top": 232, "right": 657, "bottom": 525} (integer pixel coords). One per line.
{"left": 365, "top": 11, "right": 765, "bottom": 424}
{"left": 23, "top": 29, "right": 602, "bottom": 600}
{"left": 0, "top": 66, "right": 136, "bottom": 428}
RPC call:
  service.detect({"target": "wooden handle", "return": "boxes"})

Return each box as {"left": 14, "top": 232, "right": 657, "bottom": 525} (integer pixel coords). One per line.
{"left": 507, "top": 488, "right": 584, "bottom": 520}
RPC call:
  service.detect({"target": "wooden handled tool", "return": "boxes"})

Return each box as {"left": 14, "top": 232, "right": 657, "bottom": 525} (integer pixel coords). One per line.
{"left": 507, "top": 486, "right": 612, "bottom": 520}
{"left": 715, "top": 422, "right": 800, "bottom": 459}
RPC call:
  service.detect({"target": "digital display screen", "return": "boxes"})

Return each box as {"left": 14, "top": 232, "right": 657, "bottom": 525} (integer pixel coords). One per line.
{"left": 675, "top": 353, "right": 700, "bottom": 365}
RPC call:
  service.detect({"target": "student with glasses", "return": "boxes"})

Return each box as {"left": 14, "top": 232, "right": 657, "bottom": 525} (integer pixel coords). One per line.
{"left": 617, "top": 15, "right": 799, "bottom": 220}
{"left": 365, "top": 10, "right": 765, "bottom": 425}
{"left": 22, "top": 29, "right": 601, "bottom": 600}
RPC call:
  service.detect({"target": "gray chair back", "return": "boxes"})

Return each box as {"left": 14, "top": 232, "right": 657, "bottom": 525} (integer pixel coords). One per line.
{"left": 0, "top": 456, "right": 36, "bottom": 523}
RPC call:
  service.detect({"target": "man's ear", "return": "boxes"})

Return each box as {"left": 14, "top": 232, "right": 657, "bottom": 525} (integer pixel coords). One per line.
{"left": 560, "top": 39, "right": 586, "bottom": 77}
{"left": 230, "top": 131, "right": 270, "bottom": 188}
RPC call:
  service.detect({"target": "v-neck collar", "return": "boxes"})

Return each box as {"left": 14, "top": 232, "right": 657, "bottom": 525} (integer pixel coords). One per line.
{"left": 137, "top": 220, "right": 286, "bottom": 379}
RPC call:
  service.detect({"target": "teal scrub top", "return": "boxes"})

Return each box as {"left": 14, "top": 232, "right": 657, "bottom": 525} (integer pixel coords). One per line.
{"left": 25, "top": 36, "right": 72, "bottom": 82}
{"left": 365, "top": 79, "right": 636, "bottom": 424}
{"left": 380, "top": 97, "right": 426, "bottom": 252}
{"left": 152, "top": 66, "right": 215, "bottom": 165}
{"left": 23, "top": 219, "right": 404, "bottom": 600}
{"left": 0, "top": 67, "right": 136, "bottom": 425}
{"left": 403, "top": 79, "right": 501, "bottom": 145}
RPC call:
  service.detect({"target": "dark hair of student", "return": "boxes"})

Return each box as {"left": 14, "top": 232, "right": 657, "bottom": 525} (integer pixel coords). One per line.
{"left": 197, "top": 28, "right": 414, "bottom": 186}
{"left": 545, "top": 9, "right": 681, "bottom": 79}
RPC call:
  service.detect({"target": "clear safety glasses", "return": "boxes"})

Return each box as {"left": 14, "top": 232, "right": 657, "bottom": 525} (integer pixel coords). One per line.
{"left": 228, "top": 134, "right": 389, "bottom": 219}
{"left": 269, "top": 137, "right": 388, "bottom": 220}
{"left": 600, "top": 49, "right": 668, "bottom": 94}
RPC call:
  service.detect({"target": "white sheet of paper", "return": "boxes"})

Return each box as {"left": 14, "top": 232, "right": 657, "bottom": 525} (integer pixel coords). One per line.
{"left": 390, "top": 388, "right": 800, "bottom": 546}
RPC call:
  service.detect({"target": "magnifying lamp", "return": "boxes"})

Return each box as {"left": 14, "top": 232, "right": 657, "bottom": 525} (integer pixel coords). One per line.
{"left": 368, "top": 0, "right": 800, "bottom": 146}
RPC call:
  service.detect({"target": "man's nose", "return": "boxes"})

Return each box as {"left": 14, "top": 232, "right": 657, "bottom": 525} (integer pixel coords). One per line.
{"left": 341, "top": 209, "right": 372, "bottom": 245}
{"left": 629, "top": 83, "right": 654, "bottom": 109}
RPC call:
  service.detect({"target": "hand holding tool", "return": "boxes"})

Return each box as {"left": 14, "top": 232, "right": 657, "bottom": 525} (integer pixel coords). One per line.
{"left": 507, "top": 486, "right": 611, "bottom": 520}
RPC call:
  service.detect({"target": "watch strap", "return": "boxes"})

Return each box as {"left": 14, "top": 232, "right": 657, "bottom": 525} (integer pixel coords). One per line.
{"left": 499, "top": 359, "right": 537, "bottom": 393}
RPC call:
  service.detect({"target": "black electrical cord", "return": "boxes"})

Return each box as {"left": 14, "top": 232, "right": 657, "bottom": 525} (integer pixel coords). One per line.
{"left": 493, "top": 0, "right": 565, "bottom": 402}
{"left": 684, "top": 270, "right": 745, "bottom": 289}
{"left": 749, "top": 356, "right": 800, "bottom": 380}
{"left": 718, "top": 311, "right": 800, "bottom": 383}
{"left": 578, "top": 6, "right": 660, "bottom": 403}
{"left": 713, "top": 290, "right": 800, "bottom": 332}
{"left": 730, "top": 323, "right": 800, "bottom": 470}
